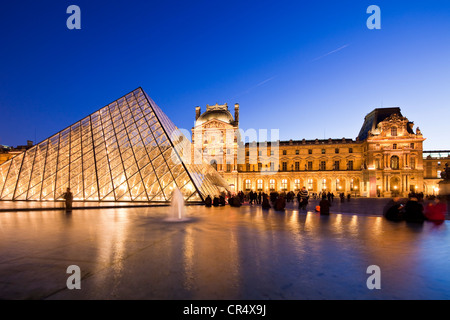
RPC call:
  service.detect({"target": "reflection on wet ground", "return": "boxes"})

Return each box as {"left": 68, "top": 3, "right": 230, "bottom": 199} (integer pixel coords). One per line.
{"left": 0, "top": 202, "right": 449, "bottom": 300}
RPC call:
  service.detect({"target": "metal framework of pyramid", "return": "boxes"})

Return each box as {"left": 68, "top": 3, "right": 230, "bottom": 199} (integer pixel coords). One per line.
{"left": 0, "top": 88, "right": 230, "bottom": 203}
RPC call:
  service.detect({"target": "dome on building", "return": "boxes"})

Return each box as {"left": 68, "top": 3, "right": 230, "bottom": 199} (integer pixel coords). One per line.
{"left": 195, "top": 103, "right": 235, "bottom": 126}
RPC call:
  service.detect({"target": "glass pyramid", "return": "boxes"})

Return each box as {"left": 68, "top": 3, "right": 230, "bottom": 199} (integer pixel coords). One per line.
{"left": 0, "top": 88, "right": 230, "bottom": 203}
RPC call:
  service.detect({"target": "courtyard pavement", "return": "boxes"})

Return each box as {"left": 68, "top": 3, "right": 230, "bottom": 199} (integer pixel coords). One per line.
{"left": 0, "top": 198, "right": 449, "bottom": 300}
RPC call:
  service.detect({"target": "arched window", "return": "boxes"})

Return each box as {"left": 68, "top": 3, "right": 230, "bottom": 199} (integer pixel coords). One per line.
{"left": 294, "top": 179, "right": 301, "bottom": 191}
{"left": 322, "top": 179, "right": 327, "bottom": 190}
{"left": 210, "top": 160, "right": 217, "bottom": 170}
{"left": 281, "top": 179, "right": 288, "bottom": 191}
{"left": 391, "top": 127, "right": 398, "bottom": 136}
{"left": 245, "top": 179, "right": 251, "bottom": 191}
{"left": 307, "top": 179, "right": 313, "bottom": 190}
{"left": 257, "top": 179, "right": 263, "bottom": 191}
{"left": 269, "top": 179, "right": 275, "bottom": 191}
{"left": 391, "top": 156, "right": 399, "bottom": 170}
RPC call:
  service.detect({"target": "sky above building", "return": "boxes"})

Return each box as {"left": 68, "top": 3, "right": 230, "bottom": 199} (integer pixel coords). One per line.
{"left": 0, "top": 0, "right": 449, "bottom": 150}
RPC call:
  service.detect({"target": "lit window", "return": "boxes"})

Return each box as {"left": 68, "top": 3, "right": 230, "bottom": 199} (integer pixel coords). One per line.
{"left": 257, "top": 179, "right": 263, "bottom": 191}
{"left": 281, "top": 179, "right": 287, "bottom": 191}
{"left": 308, "top": 179, "right": 313, "bottom": 190}
{"left": 296, "top": 150, "right": 299, "bottom": 155}
{"left": 294, "top": 179, "right": 300, "bottom": 190}
{"left": 245, "top": 179, "right": 251, "bottom": 190}
{"left": 269, "top": 179, "right": 275, "bottom": 191}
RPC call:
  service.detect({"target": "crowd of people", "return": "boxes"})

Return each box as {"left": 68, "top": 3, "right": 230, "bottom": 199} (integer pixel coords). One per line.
{"left": 203, "top": 189, "right": 448, "bottom": 224}
{"left": 203, "top": 187, "right": 334, "bottom": 214}
{"left": 383, "top": 193, "right": 447, "bottom": 224}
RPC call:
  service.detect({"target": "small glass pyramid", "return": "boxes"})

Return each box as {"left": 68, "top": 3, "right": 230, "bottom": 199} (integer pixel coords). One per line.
{"left": 0, "top": 88, "right": 230, "bottom": 203}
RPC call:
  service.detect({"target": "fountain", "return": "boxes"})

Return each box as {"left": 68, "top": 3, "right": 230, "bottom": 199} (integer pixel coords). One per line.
{"left": 166, "top": 188, "right": 189, "bottom": 222}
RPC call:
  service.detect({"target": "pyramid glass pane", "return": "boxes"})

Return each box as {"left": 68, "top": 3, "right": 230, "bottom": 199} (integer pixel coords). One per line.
{"left": 0, "top": 88, "right": 230, "bottom": 203}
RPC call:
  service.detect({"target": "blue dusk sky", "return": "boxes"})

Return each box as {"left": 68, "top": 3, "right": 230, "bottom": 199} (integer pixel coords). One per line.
{"left": 0, "top": 0, "right": 449, "bottom": 150}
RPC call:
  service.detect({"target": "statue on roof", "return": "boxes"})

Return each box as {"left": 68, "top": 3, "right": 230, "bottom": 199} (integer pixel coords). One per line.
{"left": 416, "top": 127, "right": 422, "bottom": 135}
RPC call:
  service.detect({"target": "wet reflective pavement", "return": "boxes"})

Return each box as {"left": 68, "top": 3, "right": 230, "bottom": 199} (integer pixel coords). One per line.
{"left": 0, "top": 201, "right": 449, "bottom": 300}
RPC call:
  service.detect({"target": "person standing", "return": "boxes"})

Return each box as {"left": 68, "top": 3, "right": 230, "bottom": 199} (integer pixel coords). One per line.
{"left": 299, "top": 187, "right": 309, "bottom": 211}
{"left": 63, "top": 187, "right": 73, "bottom": 213}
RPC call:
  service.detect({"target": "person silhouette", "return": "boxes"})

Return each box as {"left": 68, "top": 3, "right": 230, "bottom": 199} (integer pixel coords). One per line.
{"left": 63, "top": 187, "right": 73, "bottom": 212}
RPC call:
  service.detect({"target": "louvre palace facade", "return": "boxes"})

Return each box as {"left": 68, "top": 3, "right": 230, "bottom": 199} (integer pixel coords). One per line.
{"left": 191, "top": 104, "right": 447, "bottom": 198}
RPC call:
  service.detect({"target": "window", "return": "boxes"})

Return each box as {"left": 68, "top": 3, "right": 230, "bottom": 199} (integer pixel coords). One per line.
{"left": 322, "top": 179, "right": 327, "bottom": 190}
{"left": 336, "top": 179, "right": 341, "bottom": 191}
{"left": 349, "top": 148, "right": 353, "bottom": 154}
{"left": 258, "top": 151, "right": 262, "bottom": 156}
{"left": 350, "top": 179, "right": 354, "bottom": 191}
{"left": 335, "top": 148, "right": 339, "bottom": 154}
{"left": 270, "top": 150, "right": 274, "bottom": 156}
{"left": 227, "top": 162, "right": 231, "bottom": 172}
{"left": 308, "top": 179, "right": 313, "bottom": 190}
{"left": 348, "top": 161, "right": 354, "bottom": 171}
{"left": 411, "top": 158, "right": 416, "bottom": 169}
{"left": 246, "top": 151, "right": 249, "bottom": 156}
{"left": 245, "top": 179, "right": 251, "bottom": 190}
{"left": 308, "top": 161, "right": 313, "bottom": 171}
{"left": 308, "top": 149, "right": 312, "bottom": 154}
{"left": 270, "top": 162, "right": 275, "bottom": 171}
{"left": 320, "top": 161, "right": 326, "bottom": 171}
{"left": 393, "top": 144, "right": 397, "bottom": 150}
{"left": 283, "top": 150, "right": 287, "bottom": 155}
{"left": 294, "top": 179, "right": 301, "bottom": 190}
{"left": 295, "top": 162, "right": 300, "bottom": 171}
{"left": 334, "top": 161, "right": 340, "bottom": 171}
{"left": 246, "top": 163, "right": 250, "bottom": 171}
{"left": 295, "top": 150, "right": 299, "bottom": 155}
{"left": 322, "top": 149, "right": 326, "bottom": 154}
{"left": 375, "top": 158, "right": 381, "bottom": 169}
{"left": 258, "top": 163, "right": 262, "bottom": 171}
{"left": 281, "top": 179, "right": 288, "bottom": 191}
{"left": 257, "top": 179, "right": 263, "bottom": 191}
{"left": 391, "top": 156, "right": 399, "bottom": 170}
{"left": 269, "top": 179, "right": 275, "bottom": 191}
{"left": 282, "top": 162, "right": 287, "bottom": 171}
{"left": 410, "top": 143, "right": 415, "bottom": 149}
{"left": 391, "top": 127, "right": 398, "bottom": 136}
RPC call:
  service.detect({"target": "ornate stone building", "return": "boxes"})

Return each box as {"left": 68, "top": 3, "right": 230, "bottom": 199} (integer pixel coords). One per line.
{"left": 192, "top": 105, "right": 442, "bottom": 198}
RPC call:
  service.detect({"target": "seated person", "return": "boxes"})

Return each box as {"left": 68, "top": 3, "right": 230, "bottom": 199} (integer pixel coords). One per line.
{"left": 319, "top": 198, "right": 330, "bottom": 215}
{"left": 425, "top": 197, "right": 446, "bottom": 222}
{"left": 204, "top": 195, "right": 212, "bottom": 207}
{"left": 404, "top": 196, "right": 425, "bottom": 223}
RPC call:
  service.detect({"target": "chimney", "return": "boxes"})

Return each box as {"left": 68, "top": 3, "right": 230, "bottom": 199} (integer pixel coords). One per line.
{"left": 234, "top": 103, "right": 239, "bottom": 124}
{"left": 195, "top": 106, "right": 201, "bottom": 121}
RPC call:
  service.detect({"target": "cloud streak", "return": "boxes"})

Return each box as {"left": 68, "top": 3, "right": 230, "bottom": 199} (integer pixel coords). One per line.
{"left": 310, "top": 44, "right": 350, "bottom": 62}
